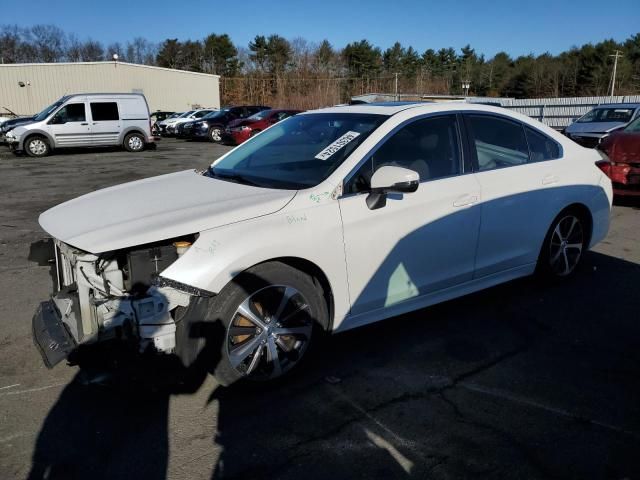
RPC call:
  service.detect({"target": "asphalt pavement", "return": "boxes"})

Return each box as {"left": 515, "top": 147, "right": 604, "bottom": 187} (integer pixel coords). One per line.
{"left": 1, "top": 139, "right": 639, "bottom": 479}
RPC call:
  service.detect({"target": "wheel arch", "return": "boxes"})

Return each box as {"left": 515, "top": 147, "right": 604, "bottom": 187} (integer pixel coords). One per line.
{"left": 21, "top": 130, "right": 54, "bottom": 151}
{"left": 561, "top": 202, "right": 593, "bottom": 248}
{"left": 236, "top": 256, "right": 335, "bottom": 332}
{"left": 119, "top": 127, "right": 148, "bottom": 144}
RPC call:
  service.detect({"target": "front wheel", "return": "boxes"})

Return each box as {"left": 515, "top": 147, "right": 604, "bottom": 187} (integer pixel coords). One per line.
{"left": 209, "top": 127, "right": 223, "bottom": 143}
{"left": 182, "top": 262, "right": 328, "bottom": 386}
{"left": 537, "top": 210, "right": 587, "bottom": 278}
{"left": 25, "top": 136, "right": 50, "bottom": 157}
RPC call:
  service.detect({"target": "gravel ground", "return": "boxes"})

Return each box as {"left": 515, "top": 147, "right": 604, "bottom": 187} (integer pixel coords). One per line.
{"left": 1, "top": 139, "right": 639, "bottom": 480}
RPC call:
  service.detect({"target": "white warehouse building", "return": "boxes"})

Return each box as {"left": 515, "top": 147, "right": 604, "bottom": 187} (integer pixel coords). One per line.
{"left": 0, "top": 61, "right": 220, "bottom": 116}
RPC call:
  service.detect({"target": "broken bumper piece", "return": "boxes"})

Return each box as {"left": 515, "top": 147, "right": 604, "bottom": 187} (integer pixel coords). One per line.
{"left": 32, "top": 300, "right": 77, "bottom": 369}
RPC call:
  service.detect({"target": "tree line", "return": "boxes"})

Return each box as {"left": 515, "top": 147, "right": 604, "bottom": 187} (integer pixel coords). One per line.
{"left": 1, "top": 24, "right": 639, "bottom": 108}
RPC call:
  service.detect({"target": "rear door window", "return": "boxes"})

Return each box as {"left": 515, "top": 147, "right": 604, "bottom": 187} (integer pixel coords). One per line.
{"left": 90, "top": 102, "right": 119, "bottom": 121}
{"left": 465, "top": 115, "right": 529, "bottom": 171}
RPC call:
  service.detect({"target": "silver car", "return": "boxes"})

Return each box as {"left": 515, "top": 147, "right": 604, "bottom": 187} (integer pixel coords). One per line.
{"left": 565, "top": 103, "right": 640, "bottom": 148}
{"left": 6, "top": 93, "right": 155, "bottom": 157}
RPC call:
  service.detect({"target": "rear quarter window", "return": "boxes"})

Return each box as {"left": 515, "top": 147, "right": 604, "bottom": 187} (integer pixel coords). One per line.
{"left": 524, "top": 127, "right": 561, "bottom": 162}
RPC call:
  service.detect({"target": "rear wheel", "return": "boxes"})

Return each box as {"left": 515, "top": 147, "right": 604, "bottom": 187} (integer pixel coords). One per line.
{"left": 25, "top": 135, "right": 50, "bottom": 157}
{"left": 181, "top": 262, "right": 328, "bottom": 386}
{"left": 123, "top": 132, "right": 145, "bottom": 152}
{"left": 537, "top": 210, "right": 587, "bottom": 278}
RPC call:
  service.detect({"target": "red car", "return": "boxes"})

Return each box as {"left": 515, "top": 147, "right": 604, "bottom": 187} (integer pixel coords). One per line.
{"left": 598, "top": 116, "right": 640, "bottom": 196}
{"left": 224, "top": 109, "right": 302, "bottom": 145}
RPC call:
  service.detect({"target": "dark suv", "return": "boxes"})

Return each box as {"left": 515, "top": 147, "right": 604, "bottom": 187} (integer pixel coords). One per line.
{"left": 188, "top": 106, "right": 270, "bottom": 142}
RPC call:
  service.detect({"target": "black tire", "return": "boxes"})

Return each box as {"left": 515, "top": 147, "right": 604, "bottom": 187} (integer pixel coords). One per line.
{"left": 123, "top": 132, "right": 145, "bottom": 152}
{"left": 209, "top": 126, "right": 223, "bottom": 143}
{"left": 24, "top": 135, "right": 50, "bottom": 157}
{"left": 536, "top": 208, "right": 588, "bottom": 279}
{"left": 176, "top": 262, "right": 328, "bottom": 386}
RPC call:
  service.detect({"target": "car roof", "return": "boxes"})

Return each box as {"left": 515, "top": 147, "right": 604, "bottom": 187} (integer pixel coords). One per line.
{"left": 307, "top": 101, "right": 514, "bottom": 117}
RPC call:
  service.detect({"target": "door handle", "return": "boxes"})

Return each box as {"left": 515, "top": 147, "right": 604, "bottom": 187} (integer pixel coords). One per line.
{"left": 542, "top": 174, "right": 559, "bottom": 185}
{"left": 453, "top": 194, "right": 479, "bottom": 207}
{"left": 80, "top": 122, "right": 88, "bottom": 125}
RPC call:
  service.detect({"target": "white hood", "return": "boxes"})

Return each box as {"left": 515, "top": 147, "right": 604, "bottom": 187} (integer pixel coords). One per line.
{"left": 39, "top": 170, "right": 296, "bottom": 253}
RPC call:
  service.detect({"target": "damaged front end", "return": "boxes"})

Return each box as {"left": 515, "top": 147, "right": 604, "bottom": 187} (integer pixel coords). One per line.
{"left": 32, "top": 237, "right": 209, "bottom": 368}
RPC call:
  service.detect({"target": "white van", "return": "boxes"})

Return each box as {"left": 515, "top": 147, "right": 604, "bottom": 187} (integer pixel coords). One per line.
{"left": 6, "top": 93, "right": 155, "bottom": 157}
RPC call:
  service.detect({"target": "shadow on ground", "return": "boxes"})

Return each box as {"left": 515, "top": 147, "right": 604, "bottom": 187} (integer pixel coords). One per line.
{"left": 27, "top": 251, "right": 640, "bottom": 479}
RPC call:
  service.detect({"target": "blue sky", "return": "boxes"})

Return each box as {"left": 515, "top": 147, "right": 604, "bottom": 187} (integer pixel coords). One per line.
{"left": 5, "top": 0, "right": 639, "bottom": 57}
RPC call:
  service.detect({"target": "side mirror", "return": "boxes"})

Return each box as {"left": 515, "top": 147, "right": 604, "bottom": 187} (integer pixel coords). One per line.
{"left": 366, "top": 166, "right": 419, "bottom": 210}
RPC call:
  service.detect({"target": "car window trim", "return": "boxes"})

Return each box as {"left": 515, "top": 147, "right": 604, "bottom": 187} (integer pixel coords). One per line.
{"left": 341, "top": 111, "right": 468, "bottom": 196}
{"left": 462, "top": 111, "right": 563, "bottom": 172}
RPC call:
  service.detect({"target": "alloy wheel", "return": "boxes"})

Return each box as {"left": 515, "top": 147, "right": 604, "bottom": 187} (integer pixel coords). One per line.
{"left": 227, "top": 285, "right": 313, "bottom": 380}
{"left": 210, "top": 128, "right": 222, "bottom": 142}
{"left": 549, "top": 215, "right": 584, "bottom": 276}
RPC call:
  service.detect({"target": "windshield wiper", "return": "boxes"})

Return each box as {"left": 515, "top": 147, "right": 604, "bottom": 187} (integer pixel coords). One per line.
{"left": 206, "top": 168, "right": 261, "bottom": 187}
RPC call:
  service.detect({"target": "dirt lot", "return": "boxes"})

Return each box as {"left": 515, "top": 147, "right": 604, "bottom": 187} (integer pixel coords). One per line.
{"left": 1, "top": 139, "right": 639, "bottom": 479}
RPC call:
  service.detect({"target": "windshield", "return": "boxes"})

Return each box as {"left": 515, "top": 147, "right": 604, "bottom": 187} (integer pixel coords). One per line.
{"left": 204, "top": 109, "right": 229, "bottom": 119}
{"left": 578, "top": 107, "right": 636, "bottom": 123}
{"left": 248, "top": 110, "right": 272, "bottom": 120}
{"left": 179, "top": 111, "right": 195, "bottom": 118}
{"left": 34, "top": 100, "right": 65, "bottom": 122}
{"left": 623, "top": 116, "right": 640, "bottom": 132}
{"left": 207, "top": 113, "right": 387, "bottom": 189}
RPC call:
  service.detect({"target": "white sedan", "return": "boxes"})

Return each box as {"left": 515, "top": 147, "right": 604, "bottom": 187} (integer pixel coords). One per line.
{"left": 33, "top": 102, "right": 612, "bottom": 384}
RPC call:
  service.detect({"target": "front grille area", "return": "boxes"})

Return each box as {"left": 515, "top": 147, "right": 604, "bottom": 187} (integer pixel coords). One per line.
{"left": 571, "top": 136, "right": 601, "bottom": 148}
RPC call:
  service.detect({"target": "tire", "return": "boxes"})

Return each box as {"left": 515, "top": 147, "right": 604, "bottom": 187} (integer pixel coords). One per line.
{"left": 24, "top": 135, "right": 50, "bottom": 157}
{"left": 123, "top": 132, "right": 145, "bottom": 152}
{"left": 536, "top": 208, "right": 588, "bottom": 278}
{"left": 209, "top": 126, "right": 223, "bottom": 143}
{"left": 177, "top": 262, "right": 328, "bottom": 386}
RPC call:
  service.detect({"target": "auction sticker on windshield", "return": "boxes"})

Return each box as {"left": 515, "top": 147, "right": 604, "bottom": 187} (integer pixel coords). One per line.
{"left": 315, "top": 131, "right": 361, "bottom": 160}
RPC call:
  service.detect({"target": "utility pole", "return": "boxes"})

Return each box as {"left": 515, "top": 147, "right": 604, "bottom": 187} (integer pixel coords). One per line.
{"left": 394, "top": 72, "right": 399, "bottom": 101}
{"left": 609, "top": 50, "right": 623, "bottom": 97}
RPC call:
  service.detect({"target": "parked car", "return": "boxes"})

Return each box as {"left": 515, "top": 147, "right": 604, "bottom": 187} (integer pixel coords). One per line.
{"left": 225, "top": 109, "right": 302, "bottom": 145}
{"left": 150, "top": 111, "right": 174, "bottom": 135}
{"left": 5, "top": 93, "right": 155, "bottom": 157}
{"left": 188, "top": 105, "right": 270, "bottom": 142}
{"left": 565, "top": 103, "right": 640, "bottom": 148}
{"left": 164, "top": 109, "right": 216, "bottom": 136}
{"left": 156, "top": 112, "right": 184, "bottom": 136}
{"left": 32, "top": 102, "right": 611, "bottom": 385}
{"left": 0, "top": 115, "right": 36, "bottom": 144}
{"left": 597, "top": 115, "right": 640, "bottom": 196}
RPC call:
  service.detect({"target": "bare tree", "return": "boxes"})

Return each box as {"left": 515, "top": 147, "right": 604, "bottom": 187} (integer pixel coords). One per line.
{"left": 28, "top": 25, "right": 66, "bottom": 62}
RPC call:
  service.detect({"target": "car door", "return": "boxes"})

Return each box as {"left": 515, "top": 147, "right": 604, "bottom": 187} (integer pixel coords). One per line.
{"left": 89, "top": 101, "right": 121, "bottom": 145}
{"left": 339, "top": 114, "right": 482, "bottom": 315}
{"left": 464, "top": 113, "right": 564, "bottom": 277}
{"left": 47, "top": 101, "right": 90, "bottom": 147}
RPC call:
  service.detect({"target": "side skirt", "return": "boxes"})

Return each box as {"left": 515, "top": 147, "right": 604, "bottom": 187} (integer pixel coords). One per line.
{"left": 333, "top": 263, "right": 537, "bottom": 333}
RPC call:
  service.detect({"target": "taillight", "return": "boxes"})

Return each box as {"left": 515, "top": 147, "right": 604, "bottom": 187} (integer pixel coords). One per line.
{"left": 596, "top": 160, "right": 612, "bottom": 176}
